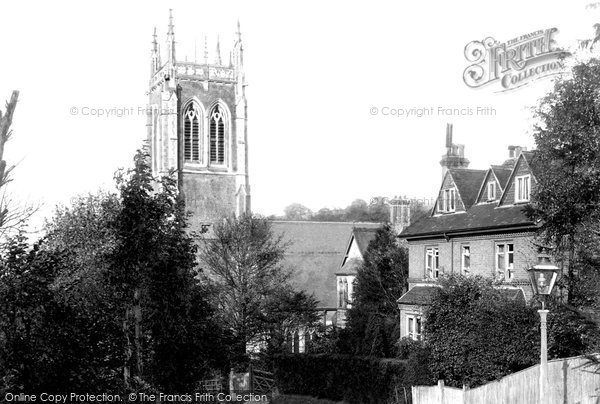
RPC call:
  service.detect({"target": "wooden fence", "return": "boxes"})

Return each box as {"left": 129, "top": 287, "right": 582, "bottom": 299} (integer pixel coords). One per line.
{"left": 412, "top": 355, "right": 600, "bottom": 404}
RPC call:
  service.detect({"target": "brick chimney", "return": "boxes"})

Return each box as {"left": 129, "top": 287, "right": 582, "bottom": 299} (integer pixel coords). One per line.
{"left": 440, "top": 123, "right": 469, "bottom": 179}
{"left": 508, "top": 145, "right": 527, "bottom": 159}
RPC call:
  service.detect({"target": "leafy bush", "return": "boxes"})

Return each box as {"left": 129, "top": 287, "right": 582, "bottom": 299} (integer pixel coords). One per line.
{"left": 273, "top": 354, "right": 409, "bottom": 404}
{"left": 424, "top": 275, "right": 539, "bottom": 388}
{"left": 395, "top": 338, "right": 433, "bottom": 387}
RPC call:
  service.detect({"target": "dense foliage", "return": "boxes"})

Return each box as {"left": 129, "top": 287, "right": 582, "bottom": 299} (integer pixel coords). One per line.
{"left": 345, "top": 224, "right": 408, "bottom": 357}
{"left": 424, "top": 275, "right": 600, "bottom": 388}
{"left": 273, "top": 354, "right": 409, "bottom": 404}
{"left": 0, "top": 151, "right": 224, "bottom": 393}
{"left": 527, "top": 58, "right": 600, "bottom": 304}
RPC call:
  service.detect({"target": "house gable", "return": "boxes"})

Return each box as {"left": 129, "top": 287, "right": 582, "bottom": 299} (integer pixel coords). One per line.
{"left": 434, "top": 171, "right": 466, "bottom": 215}
{"left": 475, "top": 169, "right": 500, "bottom": 204}
{"left": 499, "top": 153, "right": 537, "bottom": 207}
{"left": 338, "top": 227, "right": 379, "bottom": 274}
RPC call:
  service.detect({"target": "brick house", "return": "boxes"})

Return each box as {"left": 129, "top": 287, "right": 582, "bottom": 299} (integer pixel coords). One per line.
{"left": 397, "top": 126, "right": 544, "bottom": 340}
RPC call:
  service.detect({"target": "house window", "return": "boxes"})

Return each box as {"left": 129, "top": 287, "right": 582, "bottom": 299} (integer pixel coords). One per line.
{"left": 440, "top": 189, "right": 456, "bottom": 213}
{"left": 407, "top": 315, "right": 422, "bottom": 340}
{"left": 487, "top": 182, "right": 496, "bottom": 201}
{"left": 183, "top": 103, "right": 201, "bottom": 162}
{"left": 426, "top": 247, "right": 440, "bottom": 278}
{"left": 338, "top": 279, "right": 345, "bottom": 308}
{"left": 209, "top": 104, "right": 226, "bottom": 164}
{"left": 515, "top": 175, "right": 531, "bottom": 202}
{"left": 496, "top": 243, "right": 514, "bottom": 280}
{"left": 462, "top": 245, "right": 471, "bottom": 274}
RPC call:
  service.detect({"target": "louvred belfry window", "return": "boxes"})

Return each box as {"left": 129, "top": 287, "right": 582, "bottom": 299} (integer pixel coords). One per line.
{"left": 210, "top": 105, "right": 225, "bottom": 164}
{"left": 183, "top": 103, "right": 201, "bottom": 162}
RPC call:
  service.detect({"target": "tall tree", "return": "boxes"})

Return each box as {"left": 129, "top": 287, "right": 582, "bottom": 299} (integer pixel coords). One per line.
{"left": 199, "top": 214, "right": 292, "bottom": 365}
{"left": 110, "top": 150, "right": 221, "bottom": 390}
{"left": 0, "top": 91, "right": 35, "bottom": 237}
{"left": 527, "top": 58, "right": 600, "bottom": 302}
{"left": 346, "top": 224, "right": 408, "bottom": 357}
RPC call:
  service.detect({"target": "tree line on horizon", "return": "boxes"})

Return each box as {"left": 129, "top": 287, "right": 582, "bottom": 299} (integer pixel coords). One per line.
{"left": 275, "top": 198, "right": 430, "bottom": 223}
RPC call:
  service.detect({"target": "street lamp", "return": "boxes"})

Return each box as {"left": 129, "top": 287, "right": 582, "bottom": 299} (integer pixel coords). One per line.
{"left": 527, "top": 264, "right": 560, "bottom": 404}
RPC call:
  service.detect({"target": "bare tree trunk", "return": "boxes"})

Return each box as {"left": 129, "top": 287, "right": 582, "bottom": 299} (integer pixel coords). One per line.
{"left": 567, "top": 233, "right": 576, "bottom": 304}
{"left": 123, "top": 307, "right": 131, "bottom": 388}
{"left": 0, "top": 91, "right": 18, "bottom": 186}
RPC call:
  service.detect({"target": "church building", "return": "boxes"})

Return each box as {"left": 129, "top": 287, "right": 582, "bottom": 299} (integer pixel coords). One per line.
{"left": 147, "top": 11, "right": 251, "bottom": 234}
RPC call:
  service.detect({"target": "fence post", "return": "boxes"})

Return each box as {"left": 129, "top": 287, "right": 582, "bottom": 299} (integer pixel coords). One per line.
{"left": 249, "top": 363, "right": 254, "bottom": 394}
{"left": 438, "top": 380, "right": 445, "bottom": 404}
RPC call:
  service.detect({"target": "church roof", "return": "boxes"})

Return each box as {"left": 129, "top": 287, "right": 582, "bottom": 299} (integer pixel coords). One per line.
{"left": 352, "top": 227, "right": 379, "bottom": 256}
{"left": 271, "top": 221, "right": 380, "bottom": 309}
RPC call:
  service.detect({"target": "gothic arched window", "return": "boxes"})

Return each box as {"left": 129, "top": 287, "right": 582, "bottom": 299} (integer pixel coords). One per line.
{"left": 183, "top": 103, "right": 201, "bottom": 162}
{"left": 209, "top": 105, "right": 226, "bottom": 164}
{"left": 338, "top": 279, "right": 344, "bottom": 308}
{"left": 343, "top": 279, "right": 348, "bottom": 308}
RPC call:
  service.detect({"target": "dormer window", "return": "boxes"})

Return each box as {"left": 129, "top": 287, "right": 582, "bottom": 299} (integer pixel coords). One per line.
{"left": 515, "top": 175, "right": 531, "bottom": 203}
{"left": 440, "top": 188, "right": 456, "bottom": 213}
{"left": 487, "top": 182, "right": 496, "bottom": 201}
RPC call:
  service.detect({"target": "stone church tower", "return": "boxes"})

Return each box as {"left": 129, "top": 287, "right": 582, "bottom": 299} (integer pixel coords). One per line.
{"left": 147, "top": 11, "right": 250, "bottom": 233}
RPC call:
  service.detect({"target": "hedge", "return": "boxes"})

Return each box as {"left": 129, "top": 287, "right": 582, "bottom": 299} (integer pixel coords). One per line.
{"left": 272, "top": 354, "right": 409, "bottom": 404}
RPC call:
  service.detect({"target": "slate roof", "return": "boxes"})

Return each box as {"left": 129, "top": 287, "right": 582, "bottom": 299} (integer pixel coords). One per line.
{"left": 521, "top": 151, "right": 540, "bottom": 178}
{"left": 401, "top": 150, "right": 540, "bottom": 240}
{"left": 397, "top": 285, "right": 439, "bottom": 305}
{"left": 491, "top": 165, "right": 513, "bottom": 189}
{"left": 450, "top": 168, "right": 487, "bottom": 208}
{"left": 270, "top": 221, "right": 380, "bottom": 308}
{"left": 353, "top": 227, "right": 379, "bottom": 255}
{"left": 400, "top": 203, "right": 535, "bottom": 239}
{"left": 397, "top": 285, "right": 526, "bottom": 305}
{"left": 338, "top": 257, "right": 363, "bottom": 275}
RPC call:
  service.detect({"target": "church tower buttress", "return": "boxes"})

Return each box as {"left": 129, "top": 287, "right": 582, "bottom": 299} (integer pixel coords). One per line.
{"left": 147, "top": 11, "right": 251, "bottom": 233}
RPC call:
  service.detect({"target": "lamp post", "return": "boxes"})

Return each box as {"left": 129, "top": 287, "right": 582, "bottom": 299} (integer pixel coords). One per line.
{"left": 527, "top": 264, "right": 559, "bottom": 404}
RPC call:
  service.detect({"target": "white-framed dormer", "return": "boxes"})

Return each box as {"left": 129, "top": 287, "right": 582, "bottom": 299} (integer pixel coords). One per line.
{"left": 515, "top": 175, "right": 531, "bottom": 203}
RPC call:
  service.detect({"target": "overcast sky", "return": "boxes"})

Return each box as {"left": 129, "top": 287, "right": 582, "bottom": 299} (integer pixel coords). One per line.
{"left": 0, "top": 0, "right": 599, "bottom": 229}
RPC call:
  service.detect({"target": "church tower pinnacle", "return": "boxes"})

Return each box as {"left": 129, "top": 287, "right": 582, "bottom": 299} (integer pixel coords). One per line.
{"left": 147, "top": 11, "right": 251, "bottom": 233}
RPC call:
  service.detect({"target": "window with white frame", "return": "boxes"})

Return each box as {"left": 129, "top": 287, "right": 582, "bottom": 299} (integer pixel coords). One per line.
{"left": 496, "top": 243, "right": 514, "bottom": 280}
{"left": 487, "top": 181, "right": 496, "bottom": 201}
{"left": 440, "top": 188, "right": 456, "bottom": 213}
{"left": 407, "top": 314, "right": 422, "bottom": 340}
{"left": 425, "top": 247, "right": 440, "bottom": 278}
{"left": 515, "top": 175, "right": 531, "bottom": 202}
{"left": 462, "top": 245, "right": 471, "bottom": 274}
